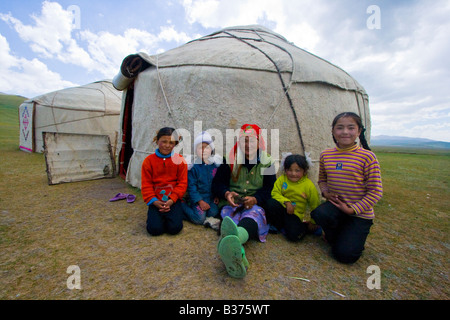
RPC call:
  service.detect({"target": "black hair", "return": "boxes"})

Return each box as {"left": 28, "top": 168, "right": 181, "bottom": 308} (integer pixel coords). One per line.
{"left": 153, "top": 127, "right": 181, "bottom": 145}
{"left": 331, "top": 112, "right": 371, "bottom": 150}
{"left": 284, "top": 154, "right": 309, "bottom": 172}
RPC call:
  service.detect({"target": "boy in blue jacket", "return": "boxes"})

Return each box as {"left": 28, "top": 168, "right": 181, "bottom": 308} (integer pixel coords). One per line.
{"left": 182, "top": 131, "right": 221, "bottom": 225}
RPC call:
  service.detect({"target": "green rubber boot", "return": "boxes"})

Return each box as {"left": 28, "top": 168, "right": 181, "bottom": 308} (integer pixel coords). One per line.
{"left": 218, "top": 235, "right": 249, "bottom": 278}
{"left": 217, "top": 217, "right": 250, "bottom": 278}
{"left": 217, "top": 216, "right": 249, "bottom": 249}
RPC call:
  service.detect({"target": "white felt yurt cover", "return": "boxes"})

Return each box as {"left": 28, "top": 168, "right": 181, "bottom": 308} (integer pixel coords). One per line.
{"left": 113, "top": 25, "right": 370, "bottom": 188}
{"left": 19, "top": 80, "right": 122, "bottom": 153}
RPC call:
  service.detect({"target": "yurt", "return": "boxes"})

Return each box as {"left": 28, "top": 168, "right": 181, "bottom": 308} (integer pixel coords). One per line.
{"left": 112, "top": 25, "right": 370, "bottom": 188}
{"left": 18, "top": 80, "right": 122, "bottom": 153}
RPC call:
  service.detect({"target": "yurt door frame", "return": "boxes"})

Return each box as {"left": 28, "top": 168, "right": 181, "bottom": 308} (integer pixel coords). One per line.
{"left": 119, "top": 86, "right": 134, "bottom": 179}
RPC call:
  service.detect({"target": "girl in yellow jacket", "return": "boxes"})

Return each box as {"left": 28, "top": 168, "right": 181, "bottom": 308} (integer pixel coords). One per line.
{"left": 266, "top": 154, "right": 321, "bottom": 241}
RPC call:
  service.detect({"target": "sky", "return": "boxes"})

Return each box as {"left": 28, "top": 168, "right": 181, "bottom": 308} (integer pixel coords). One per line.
{"left": 1, "top": 0, "right": 449, "bottom": 142}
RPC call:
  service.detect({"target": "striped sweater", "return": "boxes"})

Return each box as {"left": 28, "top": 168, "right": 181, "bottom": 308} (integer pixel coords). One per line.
{"left": 318, "top": 144, "right": 383, "bottom": 219}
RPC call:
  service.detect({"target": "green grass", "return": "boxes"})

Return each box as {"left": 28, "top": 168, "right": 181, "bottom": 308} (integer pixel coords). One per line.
{"left": 0, "top": 94, "right": 27, "bottom": 150}
{"left": 370, "top": 150, "right": 450, "bottom": 299}
{"left": 373, "top": 145, "right": 450, "bottom": 156}
{"left": 0, "top": 95, "right": 449, "bottom": 300}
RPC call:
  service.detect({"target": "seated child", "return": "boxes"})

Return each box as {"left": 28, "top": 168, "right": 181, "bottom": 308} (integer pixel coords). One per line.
{"left": 266, "top": 153, "right": 321, "bottom": 241}
{"left": 141, "top": 127, "right": 188, "bottom": 236}
{"left": 182, "top": 131, "right": 221, "bottom": 225}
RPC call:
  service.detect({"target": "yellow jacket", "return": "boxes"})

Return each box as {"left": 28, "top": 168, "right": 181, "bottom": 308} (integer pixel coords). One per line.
{"left": 271, "top": 174, "right": 320, "bottom": 223}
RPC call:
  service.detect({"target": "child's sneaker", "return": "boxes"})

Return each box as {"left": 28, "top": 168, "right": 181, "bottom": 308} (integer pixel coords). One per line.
{"left": 203, "top": 216, "right": 221, "bottom": 231}
{"left": 313, "top": 226, "right": 323, "bottom": 236}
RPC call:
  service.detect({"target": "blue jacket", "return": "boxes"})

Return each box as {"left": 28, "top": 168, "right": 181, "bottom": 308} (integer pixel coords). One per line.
{"left": 186, "top": 161, "right": 219, "bottom": 205}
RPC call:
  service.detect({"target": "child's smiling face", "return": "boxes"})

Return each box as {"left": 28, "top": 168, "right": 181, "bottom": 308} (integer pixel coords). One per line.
{"left": 285, "top": 162, "right": 305, "bottom": 182}
{"left": 196, "top": 142, "right": 212, "bottom": 162}
{"left": 332, "top": 116, "right": 362, "bottom": 149}
{"left": 157, "top": 135, "right": 176, "bottom": 155}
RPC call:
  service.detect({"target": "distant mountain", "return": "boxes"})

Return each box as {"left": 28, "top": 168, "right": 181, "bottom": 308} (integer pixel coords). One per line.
{"left": 371, "top": 135, "right": 450, "bottom": 149}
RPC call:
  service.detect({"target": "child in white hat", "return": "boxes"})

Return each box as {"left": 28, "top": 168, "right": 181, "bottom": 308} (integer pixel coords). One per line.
{"left": 182, "top": 131, "right": 221, "bottom": 227}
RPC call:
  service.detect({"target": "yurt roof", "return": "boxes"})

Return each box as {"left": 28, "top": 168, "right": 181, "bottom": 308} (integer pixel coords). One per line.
{"left": 129, "top": 25, "right": 366, "bottom": 94}
{"left": 23, "top": 80, "right": 122, "bottom": 114}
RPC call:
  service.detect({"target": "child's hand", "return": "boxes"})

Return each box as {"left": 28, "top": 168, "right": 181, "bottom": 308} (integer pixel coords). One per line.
{"left": 198, "top": 200, "right": 210, "bottom": 211}
{"left": 285, "top": 202, "right": 295, "bottom": 214}
{"left": 155, "top": 199, "right": 173, "bottom": 212}
{"left": 243, "top": 196, "right": 257, "bottom": 210}
{"left": 225, "top": 191, "right": 240, "bottom": 207}
{"left": 329, "top": 196, "right": 355, "bottom": 215}
{"left": 323, "top": 190, "right": 338, "bottom": 201}
{"left": 153, "top": 200, "right": 166, "bottom": 211}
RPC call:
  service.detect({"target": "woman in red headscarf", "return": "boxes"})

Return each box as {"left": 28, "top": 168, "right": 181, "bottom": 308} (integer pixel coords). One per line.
{"left": 212, "top": 124, "right": 276, "bottom": 278}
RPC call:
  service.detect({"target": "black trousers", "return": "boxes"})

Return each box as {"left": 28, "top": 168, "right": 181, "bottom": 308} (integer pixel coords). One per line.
{"left": 311, "top": 201, "right": 373, "bottom": 264}
{"left": 146, "top": 201, "right": 184, "bottom": 236}
{"left": 238, "top": 217, "right": 259, "bottom": 241}
{"left": 265, "top": 198, "right": 308, "bottom": 242}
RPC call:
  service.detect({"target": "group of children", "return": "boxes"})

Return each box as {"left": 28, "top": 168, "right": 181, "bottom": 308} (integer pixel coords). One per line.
{"left": 141, "top": 112, "right": 383, "bottom": 278}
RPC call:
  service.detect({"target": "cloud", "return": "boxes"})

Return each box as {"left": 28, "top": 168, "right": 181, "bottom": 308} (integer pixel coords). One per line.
{"left": 79, "top": 29, "right": 153, "bottom": 76}
{"left": 1, "top": 1, "right": 198, "bottom": 80}
{"left": 0, "top": 1, "right": 74, "bottom": 57}
{"left": 182, "top": 0, "right": 281, "bottom": 30}
{"left": 158, "top": 25, "right": 192, "bottom": 44}
{"left": 182, "top": 0, "right": 221, "bottom": 27}
{"left": 181, "top": 0, "right": 327, "bottom": 51}
{"left": 0, "top": 1, "right": 96, "bottom": 74}
{"left": 0, "top": 33, "right": 76, "bottom": 97}
{"left": 79, "top": 26, "right": 195, "bottom": 77}
{"left": 386, "top": 5, "right": 449, "bottom": 139}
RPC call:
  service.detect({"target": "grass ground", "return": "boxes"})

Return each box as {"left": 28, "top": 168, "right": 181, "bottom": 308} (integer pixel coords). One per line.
{"left": 0, "top": 95, "right": 449, "bottom": 300}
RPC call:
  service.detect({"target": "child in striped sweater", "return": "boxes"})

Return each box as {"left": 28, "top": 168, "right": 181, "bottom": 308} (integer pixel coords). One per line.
{"left": 311, "top": 112, "right": 383, "bottom": 264}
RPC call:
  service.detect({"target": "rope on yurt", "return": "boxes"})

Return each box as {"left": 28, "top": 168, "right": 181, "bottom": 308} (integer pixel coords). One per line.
{"left": 222, "top": 31, "right": 306, "bottom": 154}
{"left": 359, "top": 92, "right": 369, "bottom": 131}
{"left": 35, "top": 115, "right": 113, "bottom": 129}
{"left": 50, "top": 92, "right": 59, "bottom": 133}
{"left": 354, "top": 91, "right": 363, "bottom": 122}
{"left": 156, "top": 54, "right": 179, "bottom": 128}
{"left": 349, "top": 68, "right": 369, "bottom": 135}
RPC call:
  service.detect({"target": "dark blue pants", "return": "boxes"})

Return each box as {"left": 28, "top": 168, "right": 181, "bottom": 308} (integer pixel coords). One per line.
{"left": 311, "top": 201, "right": 373, "bottom": 264}
{"left": 265, "top": 198, "right": 307, "bottom": 241}
{"left": 146, "top": 201, "right": 184, "bottom": 236}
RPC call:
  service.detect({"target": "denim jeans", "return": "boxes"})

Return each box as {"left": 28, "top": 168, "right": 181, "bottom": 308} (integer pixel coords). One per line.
{"left": 181, "top": 201, "right": 219, "bottom": 225}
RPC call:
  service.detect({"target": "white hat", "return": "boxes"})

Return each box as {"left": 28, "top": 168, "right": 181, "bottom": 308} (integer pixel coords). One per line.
{"left": 194, "top": 131, "right": 214, "bottom": 151}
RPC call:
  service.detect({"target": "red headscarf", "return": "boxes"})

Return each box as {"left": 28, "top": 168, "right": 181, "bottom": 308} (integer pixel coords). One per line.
{"left": 229, "top": 124, "right": 266, "bottom": 172}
